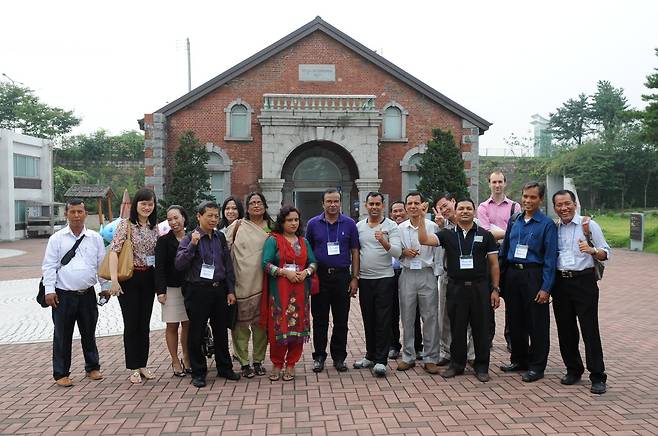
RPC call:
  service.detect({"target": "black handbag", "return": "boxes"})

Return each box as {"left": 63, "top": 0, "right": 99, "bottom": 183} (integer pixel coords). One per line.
{"left": 37, "top": 235, "right": 86, "bottom": 308}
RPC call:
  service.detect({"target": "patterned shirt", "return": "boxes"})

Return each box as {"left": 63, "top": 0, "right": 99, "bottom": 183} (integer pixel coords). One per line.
{"left": 110, "top": 219, "right": 159, "bottom": 268}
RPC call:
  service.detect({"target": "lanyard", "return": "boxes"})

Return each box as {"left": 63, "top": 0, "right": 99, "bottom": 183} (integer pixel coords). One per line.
{"left": 457, "top": 225, "right": 477, "bottom": 257}
{"left": 514, "top": 218, "right": 534, "bottom": 246}
{"left": 198, "top": 233, "right": 216, "bottom": 265}
{"left": 325, "top": 216, "right": 341, "bottom": 243}
{"left": 559, "top": 221, "right": 577, "bottom": 251}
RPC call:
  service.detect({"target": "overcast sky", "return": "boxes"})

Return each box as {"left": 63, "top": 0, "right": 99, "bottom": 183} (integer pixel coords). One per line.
{"left": 2, "top": 0, "right": 656, "bottom": 152}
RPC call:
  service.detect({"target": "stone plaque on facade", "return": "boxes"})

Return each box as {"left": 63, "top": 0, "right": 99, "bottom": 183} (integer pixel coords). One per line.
{"left": 299, "top": 64, "right": 335, "bottom": 81}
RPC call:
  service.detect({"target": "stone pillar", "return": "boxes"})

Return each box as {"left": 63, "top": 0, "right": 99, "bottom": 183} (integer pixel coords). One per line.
{"left": 462, "top": 120, "right": 480, "bottom": 204}
{"left": 258, "top": 178, "right": 285, "bottom": 217}
{"left": 355, "top": 178, "right": 382, "bottom": 219}
{"left": 144, "top": 113, "right": 166, "bottom": 199}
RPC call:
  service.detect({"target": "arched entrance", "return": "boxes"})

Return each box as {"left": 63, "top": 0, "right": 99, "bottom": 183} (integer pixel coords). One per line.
{"left": 281, "top": 141, "right": 359, "bottom": 221}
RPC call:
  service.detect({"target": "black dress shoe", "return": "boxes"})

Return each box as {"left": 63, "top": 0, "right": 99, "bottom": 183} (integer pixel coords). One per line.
{"left": 440, "top": 367, "right": 464, "bottom": 379}
{"left": 560, "top": 373, "right": 582, "bottom": 385}
{"left": 312, "top": 357, "right": 326, "bottom": 373}
{"left": 475, "top": 372, "right": 490, "bottom": 383}
{"left": 217, "top": 370, "right": 241, "bottom": 381}
{"left": 521, "top": 370, "right": 544, "bottom": 383}
{"left": 499, "top": 362, "right": 528, "bottom": 372}
{"left": 333, "top": 360, "right": 348, "bottom": 372}
{"left": 591, "top": 381, "right": 607, "bottom": 394}
{"left": 191, "top": 377, "right": 206, "bottom": 388}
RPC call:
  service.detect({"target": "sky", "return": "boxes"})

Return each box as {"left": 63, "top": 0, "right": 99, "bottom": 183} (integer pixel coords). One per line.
{"left": 1, "top": 0, "right": 656, "bottom": 153}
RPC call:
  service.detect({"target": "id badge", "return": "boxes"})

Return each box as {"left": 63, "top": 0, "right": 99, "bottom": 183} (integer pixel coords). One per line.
{"left": 459, "top": 255, "right": 474, "bottom": 269}
{"left": 410, "top": 259, "right": 422, "bottom": 270}
{"left": 514, "top": 244, "right": 529, "bottom": 259}
{"left": 559, "top": 250, "right": 575, "bottom": 266}
{"left": 284, "top": 263, "right": 298, "bottom": 272}
{"left": 200, "top": 263, "right": 215, "bottom": 279}
{"left": 146, "top": 255, "right": 156, "bottom": 267}
{"left": 474, "top": 235, "right": 483, "bottom": 243}
{"left": 327, "top": 242, "right": 340, "bottom": 256}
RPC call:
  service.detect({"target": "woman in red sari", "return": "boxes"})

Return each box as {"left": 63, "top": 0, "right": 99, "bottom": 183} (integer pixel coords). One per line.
{"left": 261, "top": 205, "right": 317, "bottom": 381}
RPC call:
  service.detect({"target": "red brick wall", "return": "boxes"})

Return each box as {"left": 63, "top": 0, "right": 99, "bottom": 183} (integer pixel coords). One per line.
{"left": 150, "top": 31, "right": 465, "bottom": 201}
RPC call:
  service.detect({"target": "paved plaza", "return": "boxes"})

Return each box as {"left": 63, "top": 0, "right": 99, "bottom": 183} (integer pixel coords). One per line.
{"left": 0, "top": 238, "right": 657, "bottom": 435}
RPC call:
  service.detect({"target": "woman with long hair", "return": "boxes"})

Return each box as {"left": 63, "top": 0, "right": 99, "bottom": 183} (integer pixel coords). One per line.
{"left": 262, "top": 205, "right": 317, "bottom": 381}
{"left": 109, "top": 188, "right": 160, "bottom": 384}
{"left": 155, "top": 205, "right": 191, "bottom": 377}
{"left": 219, "top": 196, "right": 244, "bottom": 232}
{"left": 225, "top": 192, "right": 273, "bottom": 378}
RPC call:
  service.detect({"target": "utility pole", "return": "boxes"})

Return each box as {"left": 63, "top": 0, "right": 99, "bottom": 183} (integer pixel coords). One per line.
{"left": 186, "top": 38, "right": 191, "bottom": 92}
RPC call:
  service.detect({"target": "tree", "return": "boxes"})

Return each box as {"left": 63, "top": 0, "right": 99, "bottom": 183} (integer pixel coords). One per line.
{"left": 416, "top": 128, "right": 468, "bottom": 201}
{"left": 158, "top": 131, "right": 212, "bottom": 228}
{"left": 590, "top": 80, "right": 630, "bottom": 142}
{"left": 638, "top": 48, "right": 658, "bottom": 206}
{"left": 55, "top": 129, "right": 144, "bottom": 163}
{"left": 0, "top": 82, "right": 79, "bottom": 138}
{"left": 548, "top": 93, "right": 592, "bottom": 146}
{"left": 53, "top": 166, "right": 90, "bottom": 203}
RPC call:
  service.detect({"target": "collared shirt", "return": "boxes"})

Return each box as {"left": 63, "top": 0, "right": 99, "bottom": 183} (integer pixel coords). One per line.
{"left": 477, "top": 196, "right": 521, "bottom": 234}
{"left": 42, "top": 225, "right": 106, "bottom": 294}
{"left": 434, "top": 224, "right": 498, "bottom": 280}
{"left": 501, "top": 210, "right": 558, "bottom": 292}
{"left": 305, "top": 212, "right": 360, "bottom": 268}
{"left": 175, "top": 227, "right": 236, "bottom": 293}
{"left": 357, "top": 217, "right": 402, "bottom": 279}
{"left": 557, "top": 215, "right": 611, "bottom": 271}
{"left": 109, "top": 219, "right": 158, "bottom": 268}
{"left": 398, "top": 219, "right": 444, "bottom": 276}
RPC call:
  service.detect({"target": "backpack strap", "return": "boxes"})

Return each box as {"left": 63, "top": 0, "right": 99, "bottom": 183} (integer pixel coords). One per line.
{"left": 581, "top": 216, "right": 594, "bottom": 247}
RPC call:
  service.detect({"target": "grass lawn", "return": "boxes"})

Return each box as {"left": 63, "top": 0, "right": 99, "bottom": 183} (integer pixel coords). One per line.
{"left": 593, "top": 212, "right": 658, "bottom": 253}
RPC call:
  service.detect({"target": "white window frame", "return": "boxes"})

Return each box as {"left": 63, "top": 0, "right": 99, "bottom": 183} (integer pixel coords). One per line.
{"left": 205, "top": 143, "right": 233, "bottom": 203}
{"left": 400, "top": 144, "right": 426, "bottom": 195}
{"left": 224, "top": 98, "right": 254, "bottom": 141}
{"left": 13, "top": 154, "right": 40, "bottom": 178}
{"left": 381, "top": 101, "right": 408, "bottom": 142}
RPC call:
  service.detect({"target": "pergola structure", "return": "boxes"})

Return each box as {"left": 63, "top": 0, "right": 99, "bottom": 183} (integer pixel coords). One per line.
{"left": 64, "top": 184, "right": 116, "bottom": 225}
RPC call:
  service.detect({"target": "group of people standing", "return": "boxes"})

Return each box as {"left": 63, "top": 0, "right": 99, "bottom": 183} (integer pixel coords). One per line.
{"left": 42, "top": 171, "right": 610, "bottom": 395}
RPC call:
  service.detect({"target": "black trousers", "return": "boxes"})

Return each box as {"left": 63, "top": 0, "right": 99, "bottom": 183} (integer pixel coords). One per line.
{"left": 358, "top": 277, "right": 395, "bottom": 365}
{"left": 51, "top": 288, "right": 99, "bottom": 380}
{"left": 117, "top": 269, "right": 155, "bottom": 369}
{"left": 312, "top": 268, "right": 351, "bottom": 362}
{"left": 184, "top": 283, "right": 232, "bottom": 378}
{"left": 552, "top": 273, "right": 606, "bottom": 383}
{"left": 446, "top": 279, "right": 491, "bottom": 373}
{"left": 390, "top": 269, "right": 423, "bottom": 353}
{"left": 505, "top": 267, "right": 550, "bottom": 372}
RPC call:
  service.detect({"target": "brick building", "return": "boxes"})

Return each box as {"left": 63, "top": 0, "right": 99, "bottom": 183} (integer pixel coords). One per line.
{"left": 141, "top": 17, "right": 490, "bottom": 220}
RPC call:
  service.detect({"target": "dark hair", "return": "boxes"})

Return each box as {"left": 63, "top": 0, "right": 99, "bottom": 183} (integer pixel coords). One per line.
{"left": 552, "top": 189, "right": 576, "bottom": 205}
{"left": 522, "top": 181, "right": 545, "bottom": 199}
{"left": 197, "top": 200, "right": 220, "bottom": 216}
{"left": 130, "top": 188, "right": 157, "bottom": 229}
{"left": 365, "top": 191, "right": 384, "bottom": 203}
{"left": 166, "top": 204, "right": 188, "bottom": 228}
{"left": 390, "top": 200, "right": 405, "bottom": 211}
{"left": 322, "top": 188, "right": 342, "bottom": 202}
{"left": 433, "top": 192, "right": 454, "bottom": 208}
{"left": 405, "top": 191, "right": 424, "bottom": 204}
{"left": 455, "top": 197, "right": 476, "bottom": 209}
{"left": 274, "top": 205, "right": 303, "bottom": 236}
{"left": 245, "top": 192, "right": 274, "bottom": 226}
{"left": 65, "top": 198, "right": 85, "bottom": 212}
{"left": 219, "top": 196, "right": 244, "bottom": 229}
{"left": 488, "top": 170, "right": 507, "bottom": 183}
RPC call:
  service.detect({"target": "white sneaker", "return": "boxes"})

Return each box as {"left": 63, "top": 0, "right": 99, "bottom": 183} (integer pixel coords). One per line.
{"left": 353, "top": 358, "right": 374, "bottom": 369}
{"left": 372, "top": 363, "right": 387, "bottom": 377}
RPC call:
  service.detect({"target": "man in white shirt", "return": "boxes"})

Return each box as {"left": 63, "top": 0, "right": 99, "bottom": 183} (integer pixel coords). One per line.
{"left": 42, "top": 199, "right": 107, "bottom": 387}
{"left": 396, "top": 192, "right": 442, "bottom": 374}
{"left": 353, "top": 192, "right": 402, "bottom": 377}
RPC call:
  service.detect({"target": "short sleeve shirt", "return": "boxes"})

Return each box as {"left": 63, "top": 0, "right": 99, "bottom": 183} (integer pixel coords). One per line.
{"left": 436, "top": 225, "right": 498, "bottom": 280}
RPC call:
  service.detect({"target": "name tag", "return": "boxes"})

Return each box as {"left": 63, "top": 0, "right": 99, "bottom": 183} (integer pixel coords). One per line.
{"left": 459, "top": 255, "right": 474, "bottom": 269}
{"left": 410, "top": 259, "right": 422, "bottom": 270}
{"left": 559, "top": 250, "right": 575, "bottom": 266}
{"left": 146, "top": 255, "right": 156, "bottom": 267}
{"left": 514, "top": 244, "right": 529, "bottom": 259}
{"left": 327, "top": 242, "right": 340, "bottom": 256}
{"left": 284, "top": 263, "right": 299, "bottom": 272}
{"left": 200, "top": 263, "right": 215, "bottom": 279}
{"left": 474, "top": 235, "right": 483, "bottom": 243}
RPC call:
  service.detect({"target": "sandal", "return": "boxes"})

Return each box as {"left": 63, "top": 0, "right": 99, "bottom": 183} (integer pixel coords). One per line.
{"left": 269, "top": 367, "right": 282, "bottom": 381}
{"left": 241, "top": 365, "right": 255, "bottom": 378}
{"left": 253, "top": 362, "right": 266, "bottom": 376}
{"left": 282, "top": 366, "right": 295, "bottom": 381}
{"left": 129, "top": 370, "right": 142, "bottom": 384}
{"left": 172, "top": 361, "right": 185, "bottom": 377}
{"left": 139, "top": 368, "right": 156, "bottom": 380}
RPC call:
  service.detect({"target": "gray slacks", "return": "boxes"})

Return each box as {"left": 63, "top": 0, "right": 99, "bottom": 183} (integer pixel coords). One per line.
{"left": 399, "top": 268, "right": 439, "bottom": 364}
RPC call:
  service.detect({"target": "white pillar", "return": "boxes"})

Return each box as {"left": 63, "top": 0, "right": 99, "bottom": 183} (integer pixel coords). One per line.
{"left": 258, "top": 178, "right": 285, "bottom": 217}
{"left": 355, "top": 178, "right": 382, "bottom": 220}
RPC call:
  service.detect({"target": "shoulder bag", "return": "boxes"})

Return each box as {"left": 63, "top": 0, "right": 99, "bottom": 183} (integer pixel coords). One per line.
{"left": 99, "top": 221, "right": 134, "bottom": 282}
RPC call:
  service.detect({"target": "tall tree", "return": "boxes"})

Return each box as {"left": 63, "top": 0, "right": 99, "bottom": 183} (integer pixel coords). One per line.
{"left": 158, "top": 131, "right": 212, "bottom": 228}
{"left": 638, "top": 48, "right": 658, "bottom": 206}
{"left": 0, "top": 82, "right": 79, "bottom": 138}
{"left": 590, "top": 80, "right": 629, "bottom": 142}
{"left": 548, "top": 93, "right": 592, "bottom": 146}
{"left": 416, "top": 128, "right": 469, "bottom": 201}
{"left": 56, "top": 129, "right": 144, "bottom": 162}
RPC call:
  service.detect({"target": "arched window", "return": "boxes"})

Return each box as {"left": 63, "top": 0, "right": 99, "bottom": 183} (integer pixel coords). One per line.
{"left": 224, "top": 99, "right": 253, "bottom": 141}
{"left": 382, "top": 102, "right": 408, "bottom": 142}
{"left": 205, "top": 145, "right": 232, "bottom": 204}
{"left": 400, "top": 145, "right": 426, "bottom": 195}
{"left": 293, "top": 157, "right": 341, "bottom": 182}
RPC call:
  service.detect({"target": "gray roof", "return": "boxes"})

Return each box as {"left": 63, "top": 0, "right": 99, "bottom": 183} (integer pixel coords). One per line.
{"left": 153, "top": 17, "right": 491, "bottom": 134}
{"left": 64, "top": 184, "right": 115, "bottom": 199}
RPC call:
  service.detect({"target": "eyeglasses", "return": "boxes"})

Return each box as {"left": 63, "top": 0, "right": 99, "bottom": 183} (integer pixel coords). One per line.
{"left": 248, "top": 201, "right": 263, "bottom": 206}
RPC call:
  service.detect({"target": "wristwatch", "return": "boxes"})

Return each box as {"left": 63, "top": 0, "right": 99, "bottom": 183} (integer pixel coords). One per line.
{"left": 491, "top": 286, "right": 501, "bottom": 293}
{"left": 352, "top": 274, "right": 360, "bottom": 280}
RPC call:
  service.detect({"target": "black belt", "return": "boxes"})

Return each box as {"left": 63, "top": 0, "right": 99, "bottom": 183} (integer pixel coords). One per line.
{"left": 448, "top": 277, "right": 486, "bottom": 287}
{"left": 56, "top": 287, "right": 93, "bottom": 295}
{"left": 558, "top": 268, "right": 595, "bottom": 279}
{"left": 187, "top": 281, "right": 225, "bottom": 288}
{"left": 510, "top": 263, "right": 542, "bottom": 270}
{"left": 318, "top": 266, "right": 350, "bottom": 275}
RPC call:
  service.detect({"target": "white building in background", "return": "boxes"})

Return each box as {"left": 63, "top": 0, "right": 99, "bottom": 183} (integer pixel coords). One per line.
{"left": 0, "top": 129, "right": 54, "bottom": 241}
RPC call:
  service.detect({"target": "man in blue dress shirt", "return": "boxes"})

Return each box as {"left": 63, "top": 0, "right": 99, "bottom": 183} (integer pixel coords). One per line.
{"left": 499, "top": 182, "right": 558, "bottom": 382}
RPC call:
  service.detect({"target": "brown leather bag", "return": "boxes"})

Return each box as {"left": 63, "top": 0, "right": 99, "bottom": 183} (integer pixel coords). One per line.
{"left": 99, "top": 221, "right": 134, "bottom": 282}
